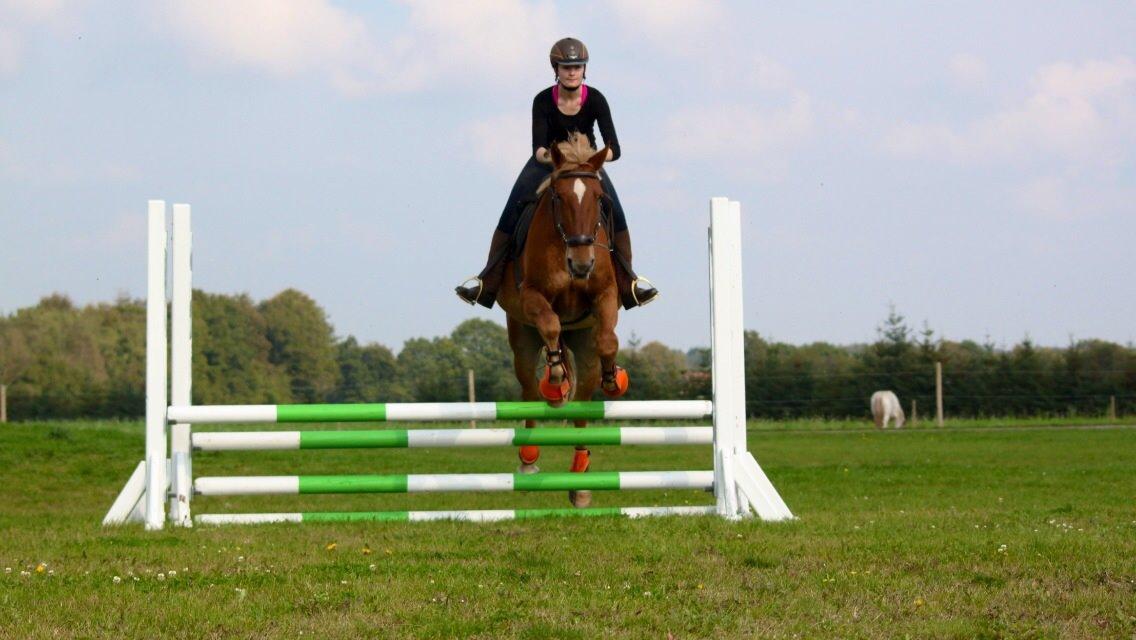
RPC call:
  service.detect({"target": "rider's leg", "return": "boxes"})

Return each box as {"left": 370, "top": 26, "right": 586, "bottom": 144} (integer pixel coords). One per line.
{"left": 600, "top": 170, "right": 659, "bottom": 309}
{"left": 456, "top": 158, "right": 550, "bottom": 307}
{"left": 455, "top": 229, "right": 511, "bottom": 307}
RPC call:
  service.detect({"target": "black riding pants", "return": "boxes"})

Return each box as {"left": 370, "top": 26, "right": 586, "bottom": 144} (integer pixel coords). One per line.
{"left": 495, "top": 157, "right": 628, "bottom": 234}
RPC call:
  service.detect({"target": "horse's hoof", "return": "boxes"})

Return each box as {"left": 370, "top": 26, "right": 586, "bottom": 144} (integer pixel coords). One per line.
{"left": 602, "top": 366, "right": 630, "bottom": 398}
{"left": 569, "top": 490, "right": 592, "bottom": 508}
{"left": 517, "top": 463, "right": 540, "bottom": 475}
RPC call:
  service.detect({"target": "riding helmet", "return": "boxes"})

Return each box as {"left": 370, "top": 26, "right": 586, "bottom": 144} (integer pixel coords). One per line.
{"left": 549, "top": 37, "right": 589, "bottom": 68}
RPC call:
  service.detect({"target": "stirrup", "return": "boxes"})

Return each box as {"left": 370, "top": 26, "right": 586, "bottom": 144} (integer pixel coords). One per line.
{"left": 631, "top": 276, "right": 659, "bottom": 307}
{"left": 454, "top": 276, "right": 483, "bottom": 305}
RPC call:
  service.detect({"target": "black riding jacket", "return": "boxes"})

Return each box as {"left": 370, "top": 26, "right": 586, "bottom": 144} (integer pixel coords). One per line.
{"left": 531, "top": 85, "right": 622, "bottom": 161}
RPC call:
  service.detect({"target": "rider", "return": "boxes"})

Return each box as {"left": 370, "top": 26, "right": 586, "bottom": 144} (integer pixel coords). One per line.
{"left": 455, "top": 37, "right": 658, "bottom": 310}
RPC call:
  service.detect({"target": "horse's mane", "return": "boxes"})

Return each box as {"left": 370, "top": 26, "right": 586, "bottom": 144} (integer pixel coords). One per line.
{"left": 537, "top": 132, "right": 597, "bottom": 194}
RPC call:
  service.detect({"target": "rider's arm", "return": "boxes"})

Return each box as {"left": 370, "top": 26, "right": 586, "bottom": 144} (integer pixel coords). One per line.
{"left": 532, "top": 92, "right": 552, "bottom": 164}
{"left": 592, "top": 90, "right": 621, "bottom": 162}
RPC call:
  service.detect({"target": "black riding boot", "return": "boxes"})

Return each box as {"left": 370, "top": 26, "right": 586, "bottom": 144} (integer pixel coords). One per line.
{"left": 455, "top": 229, "right": 511, "bottom": 308}
{"left": 612, "top": 229, "right": 659, "bottom": 309}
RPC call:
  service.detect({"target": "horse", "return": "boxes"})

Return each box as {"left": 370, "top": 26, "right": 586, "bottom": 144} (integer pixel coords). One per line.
{"left": 870, "top": 390, "right": 906, "bottom": 429}
{"left": 496, "top": 133, "right": 630, "bottom": 508}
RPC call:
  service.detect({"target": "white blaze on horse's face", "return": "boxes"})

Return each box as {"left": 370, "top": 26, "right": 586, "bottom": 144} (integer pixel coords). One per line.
{"left": 573, "top": 178, "right": 586, "bottom": 205}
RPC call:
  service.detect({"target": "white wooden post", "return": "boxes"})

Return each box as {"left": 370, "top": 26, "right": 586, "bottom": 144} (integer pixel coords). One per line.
{"left": 709, "top": 198, "right": 792, "bottom": 521}
{"left": 144, "top": 200, "right": 169, "bottom": 530}
{"left": 169, "top": 204, "right": 193, "bottom": 526}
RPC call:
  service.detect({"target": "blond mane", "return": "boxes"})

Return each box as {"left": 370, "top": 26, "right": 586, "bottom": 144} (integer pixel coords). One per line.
{"left": 537, "top": 132, "right": 598, "bottom": 194}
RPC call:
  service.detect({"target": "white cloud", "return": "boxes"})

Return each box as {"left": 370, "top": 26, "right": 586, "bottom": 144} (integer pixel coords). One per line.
{"left": 0, "top": 0, "right": 72, "bottom": 75}
{"left": 392, "top": 1, "right": 557, "bottom": 90}
{"left": 608, "top": 0, "right": 724, "bottom": 54}
{"left": 949, "top": 53, "right": 988, "bottom": 86}
{"left": 157, "top": 0, "right": 559, "bottom": 95}
{"left": 0, "top": 28, "right": 22, "bottom": 75}
{"left": 159, "top": 0, "right": 372, "bottom": 77}
{"left": 884, "top": 57, "right": 1136, "bottom": 163}
{"left": 1014, "top": 172, "right": 1136, "bottom": 221}
{"left": 0, "top": 137, "right": 140, "bottom": 185}
{"left": 0, "top": 0, "right": 68, "bottom": 22}
{"left": 662, "top": 91, "right": 813, "bottom": 159}
{"left": 465, "top": 112, "right": 532, "bottom": 179}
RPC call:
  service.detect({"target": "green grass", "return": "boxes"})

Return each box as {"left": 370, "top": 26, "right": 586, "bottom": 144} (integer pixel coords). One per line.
{"left": 1, "top": 418, "right": 1134, "bottom": 638}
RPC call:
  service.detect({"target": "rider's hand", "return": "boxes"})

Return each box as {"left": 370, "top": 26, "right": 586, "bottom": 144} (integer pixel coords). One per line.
{"left": 535, "top": 147, "right": 552, "bottom": 164}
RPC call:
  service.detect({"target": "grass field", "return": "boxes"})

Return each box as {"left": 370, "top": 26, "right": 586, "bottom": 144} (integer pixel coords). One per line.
{"left": 1, "top": 418, "right": 1134, "bottom": 639}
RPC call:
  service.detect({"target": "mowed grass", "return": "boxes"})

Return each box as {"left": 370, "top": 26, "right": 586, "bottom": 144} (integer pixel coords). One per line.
{"left": 1, "top": 419, "right": 1134, "bottom": 639}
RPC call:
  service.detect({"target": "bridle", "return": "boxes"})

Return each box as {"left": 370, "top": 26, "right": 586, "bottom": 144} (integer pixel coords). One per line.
{"left": 546, "top": 170, "right": 613, "bottom": 250}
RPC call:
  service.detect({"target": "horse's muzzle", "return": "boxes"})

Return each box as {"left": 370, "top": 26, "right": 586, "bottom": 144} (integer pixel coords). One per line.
{"left": 567, "top": 256, "right": 595, "bottom": 279}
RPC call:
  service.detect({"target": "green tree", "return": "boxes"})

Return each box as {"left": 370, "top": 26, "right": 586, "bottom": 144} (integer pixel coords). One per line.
{"left": 618, "top": 341, "right": 688, "bottom": 401}
{"left": 397, "top": 337, "right": 467, "bottom": 402}
{"left": 193, "top": 291, "right": 291, "bottom": 404}
{"left": 450, "top": 319, "right": 518, "bottom": 401}
{"left": 258, "top": 289, "right": 340, "bottom": 403}
{"left": 333, "top": 337, "right": 410, "bottom": 402}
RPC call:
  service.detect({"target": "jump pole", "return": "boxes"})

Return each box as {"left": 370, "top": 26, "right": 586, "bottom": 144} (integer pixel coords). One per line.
{"left": 104, "top": 198, "right": 793, "bottom": 528}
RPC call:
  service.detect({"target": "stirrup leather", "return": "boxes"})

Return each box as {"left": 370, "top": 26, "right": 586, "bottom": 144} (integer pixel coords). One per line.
{"left": 631, "top": 276, "right": 659, "bottom": 307}
{"left": 455, "top": 275, "right": 483, "bottom": 305}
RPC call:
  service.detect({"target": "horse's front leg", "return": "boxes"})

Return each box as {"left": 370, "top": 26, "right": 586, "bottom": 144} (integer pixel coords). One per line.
{"left": 592, "top": 289, "right": 628, "bottom": 397}
{"left": 520, "top": 286, "right": 569, "bottom": 405}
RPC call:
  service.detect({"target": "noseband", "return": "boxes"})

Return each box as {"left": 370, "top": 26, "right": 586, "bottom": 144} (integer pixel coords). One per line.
{"left": 547, "top": 170, "right": 612, "bottom": 249}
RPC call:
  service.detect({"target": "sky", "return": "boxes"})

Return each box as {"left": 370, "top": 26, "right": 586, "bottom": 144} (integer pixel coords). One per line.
{"left": 2, "top": 1, "right": 1134, "bottom": 352}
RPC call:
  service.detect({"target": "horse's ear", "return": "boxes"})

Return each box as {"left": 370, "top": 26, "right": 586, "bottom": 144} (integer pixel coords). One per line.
{"left": 550, "top": 144, "right": 566, "bottom": 168}
{"left": 585, "top": 147, "right": 608, "bottom": 172}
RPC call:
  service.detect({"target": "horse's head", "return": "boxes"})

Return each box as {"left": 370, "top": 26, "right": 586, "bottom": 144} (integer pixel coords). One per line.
{"left": 548, "top": 141, "right": 608, "bottom": 280}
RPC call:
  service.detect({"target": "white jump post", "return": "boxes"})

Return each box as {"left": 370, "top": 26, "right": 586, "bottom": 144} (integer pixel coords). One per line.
{"left": 169, "top": 204, "right": 193, "bottom": 527}
{"left": 709, "top": 198, "right": 793, "bottom": 520}
{"left": 105, "top": 198, "right": 792, "bottom": 528}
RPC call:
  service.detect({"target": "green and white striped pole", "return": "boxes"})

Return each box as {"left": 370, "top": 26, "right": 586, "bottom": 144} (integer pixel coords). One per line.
{"left": 195, "top": 470, "right": 714, "bottom": 496}
{"left": 169, "top": 400, "right": 713, "bottom": 424}
{"left": 192, "top": 426, "right": 712, "bottom": 451}
{"left": 197, "top": 505, "right": 718, "bottom": 525}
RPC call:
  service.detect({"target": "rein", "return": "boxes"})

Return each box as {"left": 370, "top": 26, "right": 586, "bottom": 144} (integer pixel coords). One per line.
{"left": 547, "top": 170, "right": 613, "bottom": 250}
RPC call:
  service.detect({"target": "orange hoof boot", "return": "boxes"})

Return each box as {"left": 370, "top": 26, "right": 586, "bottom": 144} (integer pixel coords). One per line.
{"left": 601, "top": 366, "right": 629, "bottom": 398}
{"left": 540, "top": 367, "right": 571, "bottom": 402}
{"left": 570, "top": 448, "right": 590, "bottom": 473}
{"left": 519, "top": 445, "right": 541, "bottom": 465}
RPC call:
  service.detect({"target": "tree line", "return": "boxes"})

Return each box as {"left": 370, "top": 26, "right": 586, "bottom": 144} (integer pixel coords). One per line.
{"left": 1, "top": 294, "right": 1133, "bottom": 420}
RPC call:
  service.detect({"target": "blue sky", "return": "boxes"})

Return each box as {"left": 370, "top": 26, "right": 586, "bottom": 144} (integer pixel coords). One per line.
{"left": 2, "top": 1, "right": 1133, "bottom": 351}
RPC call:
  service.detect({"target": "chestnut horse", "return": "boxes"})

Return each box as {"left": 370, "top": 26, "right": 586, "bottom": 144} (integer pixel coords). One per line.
{"left": 496, "top": 134, "right": 629, "bottom": 508}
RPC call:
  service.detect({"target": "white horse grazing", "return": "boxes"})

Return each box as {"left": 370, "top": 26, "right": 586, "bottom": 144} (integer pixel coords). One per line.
{"left": 870, "top": 390, "right": 906, "bottom": 429}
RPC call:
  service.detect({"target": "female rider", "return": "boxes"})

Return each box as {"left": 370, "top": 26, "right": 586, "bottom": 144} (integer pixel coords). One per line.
{"left": 455, "top": 37, "right": 658, "bottom": 310}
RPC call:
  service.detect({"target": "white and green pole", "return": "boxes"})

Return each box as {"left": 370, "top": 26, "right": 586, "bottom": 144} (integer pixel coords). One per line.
{"left": 195, "top": 470, "right": 714, "bottom": 496}
{"left": 198, "top": 505, "right": 718, "bottom": 525}
{"left": 192, "top": 425, "right": 712, "bottom": 451}
{"left": 169, "top": 400, "right": 713, "bottom": 424}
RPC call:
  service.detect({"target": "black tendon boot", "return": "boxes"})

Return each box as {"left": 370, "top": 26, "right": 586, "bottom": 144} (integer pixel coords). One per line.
{"left": 611, "top": 229, "right": 658, "bottom": 309}
{"left": 456, "top": 229, "right": 511, "bottom": 308}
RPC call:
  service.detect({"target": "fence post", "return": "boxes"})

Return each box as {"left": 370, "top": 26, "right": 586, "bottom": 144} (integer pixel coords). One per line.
{"left": 911, "top": 399, "right": 917, "bottom": 424}
{"left": 467, "top": 369, "right": 477, "bottom": 429}
{"left": 1, "top": 384, "right": 6, "bottom": 423}
{"left": 1108, "top": 395, "right": 1117, "bottom": 421}
{"left": 935, "top": 361, "right": 944, "bottom": 427}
